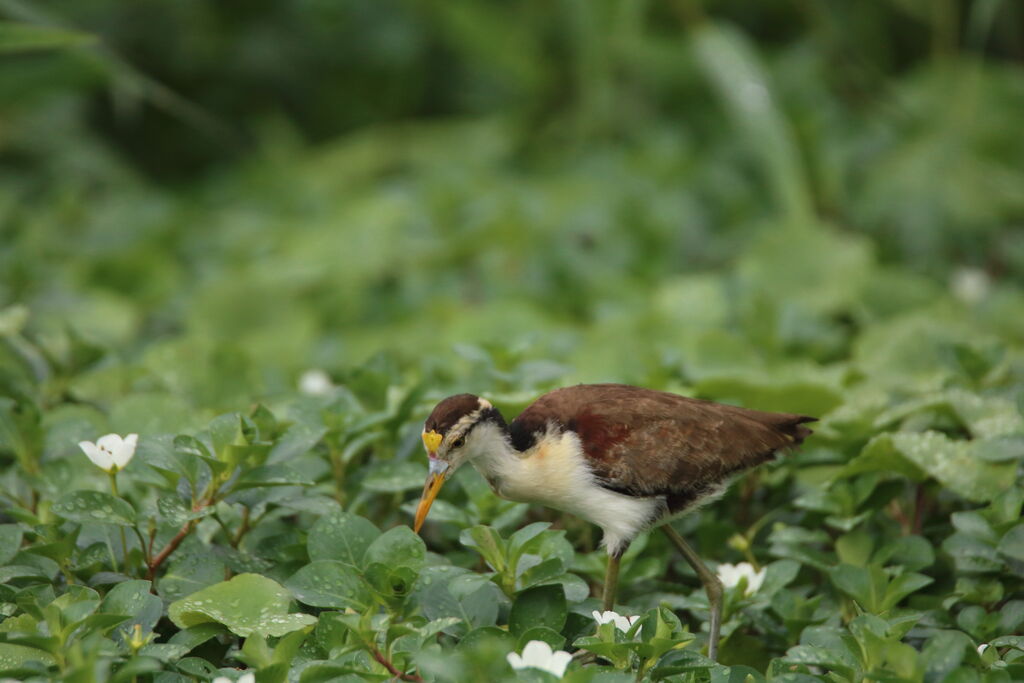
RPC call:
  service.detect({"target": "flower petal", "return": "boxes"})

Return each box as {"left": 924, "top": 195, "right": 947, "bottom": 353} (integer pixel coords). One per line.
{"left": 716, "top": 563, "right": 739, "bottom": 588}
{"left": 110, "top": 433, "right": 138, "bottom": 469}
{"left": 746, "top": 567, "right": 767, "bottom": 595}
{"left": 238, "top": 674, "right": 255, "bottom": 683}
{"left": 548, "top": 650, "right": 573, "bottom": 677}
{"left": 79, "top": 440, "right": 113, "bottom": 471}
{"left": 96, "top": 433, "right": 124, "bottom": 453}
{"left": 520, "top": 640, "right": 553, "bottom": 669}
{"left": 506, "top": 652, "right": 524, "bottom": 670}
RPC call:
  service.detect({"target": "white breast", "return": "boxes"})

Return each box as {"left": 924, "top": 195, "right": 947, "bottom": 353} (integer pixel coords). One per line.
{"left": 489, "top": 429, "right": 662, "bottom": 556}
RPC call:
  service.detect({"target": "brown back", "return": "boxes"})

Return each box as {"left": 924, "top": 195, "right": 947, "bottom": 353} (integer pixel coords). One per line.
{"left": 511, "top": 384, "right": 814, "bottom": 512}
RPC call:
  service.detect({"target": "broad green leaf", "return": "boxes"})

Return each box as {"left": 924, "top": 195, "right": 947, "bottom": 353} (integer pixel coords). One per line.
{"left": 0, "top": 642, "right": 55, "bottom": 669}
{"left": 460, "top": 526, "right": 507, "bottom": 573}
{"left": 307, "top": 510, "right": 380, "bottom": 565}
{"left": 841, "top": 431, "right": 1015, "bottom": 502}
{"left": 509, "top": 584, "right": 566, "bottom": 638}
{"left": 883, "top": 573, "right": 933, "bottom": 611}
{"left": 167, "top": 623, "right": 226, "bottom": 653}
{"left": 286, "top": 560, "right": 372, "bottom": 610}
{"left": 515, "top": 626, "right": 565, "bottom": 651}
{"left": 267, "top": 421, "right": 327, "bottom": 463}
{"left": 997, "top": 522, "right": 1024, "bottom": 563}
{"left": 364, "top": 563, "right": 418, "bottom": 605}
{"left": 0, "top": 21, "right": 95, "bottom": 54}
{"left": 413, "top": 565, "right": 500, "bottom": 635}
{"left": 361, "top": 460, "right": 427, "bottom": 493}
{"left": 0, "top": 525, "right": 23, "bottom": 565}
{"left": 167, "top": 573, "right": 315, "bottom": 637}
{"left": 830, "top": 564, "right": 886, "bottom": 613}
{"left": 363, "top": 526, "right": 425, "bottom": 573}
{"left": 51, "top": 491, "right": 136, "bottom": 526}
{"left": 158, "top": 547, "right": 226, "bottom": 601}
{"left": 232, "top": 464, "right": 314, "bottom": 490}
{"left": 101, "top": 580, "right": 162, "bottom": 634}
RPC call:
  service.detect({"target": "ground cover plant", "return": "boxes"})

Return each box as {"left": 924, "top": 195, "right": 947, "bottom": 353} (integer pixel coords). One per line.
{"left": 2, "top": 1, "right": 1024, "bottom": 681}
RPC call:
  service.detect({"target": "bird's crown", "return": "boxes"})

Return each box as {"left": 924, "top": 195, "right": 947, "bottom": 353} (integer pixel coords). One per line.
{"left": 424, "top": 393, "right": 484, "bottom": 435}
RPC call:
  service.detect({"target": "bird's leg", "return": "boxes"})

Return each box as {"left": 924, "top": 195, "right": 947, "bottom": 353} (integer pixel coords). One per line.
{"left": 602, "top": 548, "right": 623, "bottom": 611}
{"left": 661, "top": 526, "right": 723, "bottom": 662}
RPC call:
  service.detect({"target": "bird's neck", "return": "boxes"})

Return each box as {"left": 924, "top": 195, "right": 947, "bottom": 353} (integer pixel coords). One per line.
{"left": 465, "top": 421, "right": 526, "bottom": 492}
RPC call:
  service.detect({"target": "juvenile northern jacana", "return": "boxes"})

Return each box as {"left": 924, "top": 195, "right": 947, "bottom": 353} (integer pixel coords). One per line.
{"left": 413, "top": 384, "right": 814, "bottom": 660}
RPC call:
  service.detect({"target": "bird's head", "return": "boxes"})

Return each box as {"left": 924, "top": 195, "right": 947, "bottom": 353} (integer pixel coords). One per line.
{"left": 414, "top": 393, "right": 505, "bottom": 533}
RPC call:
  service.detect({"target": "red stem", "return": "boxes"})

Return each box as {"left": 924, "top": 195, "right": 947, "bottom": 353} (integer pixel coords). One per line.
{"left": 146, "top": 520, "right": 195, "bottom": 583}
{"left": 370, "top": 646, "right": 423, "bottom": 682}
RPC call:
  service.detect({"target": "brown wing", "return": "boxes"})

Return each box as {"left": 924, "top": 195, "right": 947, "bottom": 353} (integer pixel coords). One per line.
{"left": 510, "top": 384, "right": 814, "bottom": 512}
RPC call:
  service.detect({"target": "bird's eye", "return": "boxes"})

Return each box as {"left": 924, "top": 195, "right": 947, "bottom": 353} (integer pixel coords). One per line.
{"left": 452, "top": 436, "right": 466, "bottom": 448}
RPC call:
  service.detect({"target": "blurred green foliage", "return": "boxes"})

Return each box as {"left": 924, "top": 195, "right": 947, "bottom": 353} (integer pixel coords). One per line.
{"left": 1, "top": 0, "right": 1023, "bottom": 681}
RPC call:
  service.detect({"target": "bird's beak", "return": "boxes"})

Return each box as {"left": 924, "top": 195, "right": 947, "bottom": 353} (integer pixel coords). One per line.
{"left": 414, "top": 458, "right": 449, "bottom": 533}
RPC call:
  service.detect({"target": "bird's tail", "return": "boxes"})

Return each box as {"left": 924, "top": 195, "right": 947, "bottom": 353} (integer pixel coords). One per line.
{"left": 774, "top": 414, "right": 816, "bottom": 448}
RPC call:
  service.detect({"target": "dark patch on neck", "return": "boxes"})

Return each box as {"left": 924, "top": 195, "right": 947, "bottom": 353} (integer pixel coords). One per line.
{"left": 508, "top": 413, "right": 566, "bottom": 452}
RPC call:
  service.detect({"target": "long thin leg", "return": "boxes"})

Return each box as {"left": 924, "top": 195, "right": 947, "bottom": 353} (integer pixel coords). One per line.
{"left": 602, "top": 550, "right": 622, "bottom": 611}
{"left": 661, "top": 526, "right": 723, "bottom": 662}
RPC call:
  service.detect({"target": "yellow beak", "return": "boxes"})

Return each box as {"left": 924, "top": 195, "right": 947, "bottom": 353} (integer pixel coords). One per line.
{"left": 414, "top": 458, "right": 449, "bottom": 533}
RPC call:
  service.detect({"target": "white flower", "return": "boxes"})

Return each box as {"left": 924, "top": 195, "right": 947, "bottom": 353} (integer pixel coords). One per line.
{"left": 506, "top": 640, "right": 572, "bottom": 678}
{"left": 950, "top": 267, "right": 990, "bottom": 305}
{"left": 299, "top": 369, "right": 333, "bottom": 396}
{"left": 212, "top": 674, "right": 254, "bottom": 683}
{"left": 716, "top": 562, "right": 766, "bottom": 596}
{"left": 977, "top": 643, "right": 989, "bottom": 656}
{"left": 79, "top": 433, "right": 138, "bottom": 473}
{"left": 592, "top": 609, "right": 640, "bottom": 633}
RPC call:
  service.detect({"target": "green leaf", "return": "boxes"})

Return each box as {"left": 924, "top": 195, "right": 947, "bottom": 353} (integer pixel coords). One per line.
{"left": 167, "top": 573, "right": 316, "bottom": 637}
{"left": 0, "top": 642, "right": 56, "bottom": 669}
{"left": 286, "top": 560, "right": 372, "bottom": 610}
{"left": 167, "top": 623, "right": 226, "bottom": 653}
{"left": 362, "top": 460, "right": 428, "bottom": 493}
{"left": 101, "top": 580, "right": 162, "bottom": 634}
{"left": 51, "top": 491, "right": 136, "bottom": 526}
{"left": 882, "top": 573, "right": 934, "bottom": 611}
{"left": 0, "top": 21, "right": 96, "bottom": 54}
{"left": 363, "top": 526, "right": 426, "bottom": 573}
{"left": 830, "top": 564, "right": 886, "bottom": 613}
{"left": 460, "top": 526, "right": 507, "bottom": 573}
{"left": 413, "top": 565, "right": 500, "bottom": 635}
{"left": 307, "top": 510, "right": 380, "bottom": 565}
{"left": 0, "top": 525, "right": 23, "bottom": 565}
{"left": 516, "top": 626, "right": 565, "bottom": 651}
{"left": 509, "top": 584, "right": 566, "bottom": 639}
{"left": 158, "top": 547, "right": 226, "bottom": 601}
{"left": 232, "top": 464, "right": 314, "bottom": 490}
{"left": 841, "top": 431, "right": 1015, "bottom": 502}
{"left": 997, "top": 522, "right": 1024, "bottom": 563}
{"left": 692, "top": 23, "right": 812, "bottom": 223}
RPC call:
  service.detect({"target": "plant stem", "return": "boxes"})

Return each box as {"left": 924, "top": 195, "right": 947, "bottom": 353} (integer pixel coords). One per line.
{"left": 329, "top": 443, "right": 346, "bottom": 505}
{"left": 369, "top": 646, "right": 422, "bottom": 682}
{"left": 109, "top": 471, "right": 130, "bottom": 574}
{"left": 146, "top": 519, "right": 196, "bottom": 585}
{"left": 912, "top": 483, "right": 928, "bottom": 535}
{"left": 132, "top": 527, "right": 150, "bottom": 565}
{"left": 232, "top": 506, "right": 251, "bottom": 547}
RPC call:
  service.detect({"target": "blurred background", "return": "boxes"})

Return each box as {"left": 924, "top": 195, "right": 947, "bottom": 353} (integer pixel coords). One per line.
{"left": 2, "top": 0, "right": 1023, "bottom": 432}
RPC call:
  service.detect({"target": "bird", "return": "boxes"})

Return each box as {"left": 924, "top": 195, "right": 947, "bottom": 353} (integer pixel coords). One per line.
{"left": 413, "top": 383, "right": 814, "bottom": 661}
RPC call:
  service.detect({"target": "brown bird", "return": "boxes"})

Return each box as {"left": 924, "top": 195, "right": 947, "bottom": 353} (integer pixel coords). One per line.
{"left": 413, "top": 383, "right": 814, "bottom": 660}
